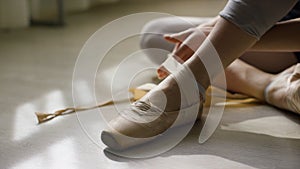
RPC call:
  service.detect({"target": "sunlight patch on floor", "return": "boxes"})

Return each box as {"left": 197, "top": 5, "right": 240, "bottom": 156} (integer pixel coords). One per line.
{"left": 221, "top": 116, "right": 300, "bottom": 139}
{"left": 11, "top": 138, "right": 77, "bottom": 169}
{"left": 13, "top": 90, "right": 66, "bottom": 141}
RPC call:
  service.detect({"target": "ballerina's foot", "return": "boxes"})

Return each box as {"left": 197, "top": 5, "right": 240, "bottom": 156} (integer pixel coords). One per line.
{"left": 265, "top": 63, "right": 300, "bottom": 114}
{"left": 101, "top": 75, "right": 204, "bottom": 150}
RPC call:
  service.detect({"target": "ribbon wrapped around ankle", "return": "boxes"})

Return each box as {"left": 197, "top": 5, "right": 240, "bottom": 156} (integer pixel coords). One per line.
{"left": 161, "top": 53, "right": 206, "bottom": 102}
{"left": 161, "top": 46, "right": 226, "bottom": 144}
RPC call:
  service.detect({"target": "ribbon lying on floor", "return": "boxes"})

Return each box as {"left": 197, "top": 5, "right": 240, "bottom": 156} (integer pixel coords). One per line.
{"left": 35, "top": 83, "right": 156, "bottom": 124}
{"left": 35, "top": 100, "right": 114, "bottom": 124}
{"left": 35, "top": 82, "right": 260, "bottom": 124}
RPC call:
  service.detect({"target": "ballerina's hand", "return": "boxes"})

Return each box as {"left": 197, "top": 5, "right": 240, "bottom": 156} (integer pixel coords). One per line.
{"left": 157, "top": 26, "right": 212, "bottom": 79}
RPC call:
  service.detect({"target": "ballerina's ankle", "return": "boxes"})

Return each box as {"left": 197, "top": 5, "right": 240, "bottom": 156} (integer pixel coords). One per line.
{"left": 162, "top": 53, "right": 206, "bottom": 105}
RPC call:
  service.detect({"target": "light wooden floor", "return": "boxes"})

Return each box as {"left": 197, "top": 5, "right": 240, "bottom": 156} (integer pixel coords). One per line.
{"left": 0, "top": 0, "right": 299, "bottom": 169}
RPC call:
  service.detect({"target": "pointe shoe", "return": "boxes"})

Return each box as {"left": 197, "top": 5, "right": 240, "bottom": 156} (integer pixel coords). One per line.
{"left": 101, "top": 53, "right": 206, "bottom": 150}
{"left": 101, "top": 99, "right": 202, "bottom": 150}
{"left": 265, "top": 64, "right": 300, "bottom": 114}
{"left": 286, "top": 64, "right": 300, "bottom": 113}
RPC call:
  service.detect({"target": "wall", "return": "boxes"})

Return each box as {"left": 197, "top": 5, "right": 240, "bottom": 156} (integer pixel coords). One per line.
{"left": 0, "top": 0, "right": 119, "bottom": 29}
{"left": 0, "top": 0, "right": 29, "bottom": 28}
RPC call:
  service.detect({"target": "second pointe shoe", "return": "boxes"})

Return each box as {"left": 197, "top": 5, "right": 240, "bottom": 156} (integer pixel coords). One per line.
{"left": 265, "top": 63, "right": 300, "bottom": 114}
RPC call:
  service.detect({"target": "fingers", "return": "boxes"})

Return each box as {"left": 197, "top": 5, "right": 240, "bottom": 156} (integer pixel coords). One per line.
{"left": 156, "top": 45, "right": 194, "bottom": 80}
{"left": 173, "top": 30, "right": 207, "bottom": 62}
{"left": 164, "top": 28, "right": 195, "bottom": 44}
{"left": 173, "top": 44, "right": 194, "bottom": 62}
{"left": 173, "top": 43, "right": 181, "bottom": 53}
{"left": 157, "top": 66, "right": 170, "bottom": 80}
{"left": 157, "top": 28, "right": 208, "bottom": 79}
